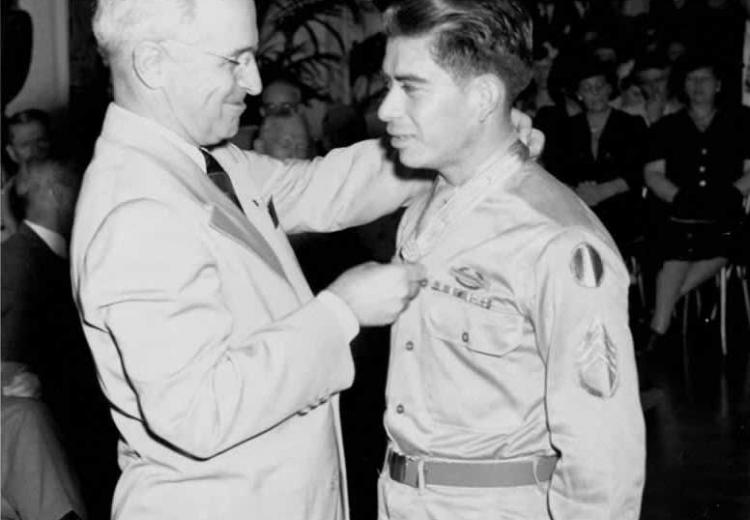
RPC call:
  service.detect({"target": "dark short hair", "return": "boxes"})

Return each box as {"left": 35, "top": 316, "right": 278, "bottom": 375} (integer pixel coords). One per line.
{"left": 680, "top": 54, "right": 721, "bottom": 80}
{"left": 574, "top": 57, "right": 618, "bottom": 93}
{"left": 382, "top": 0, "right": 533, "bottom": 103}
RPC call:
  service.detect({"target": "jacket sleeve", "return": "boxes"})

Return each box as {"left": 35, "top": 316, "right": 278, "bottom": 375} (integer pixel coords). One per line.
{"left": 242, "top": 139, "right": 431, "bottom": 234}
{"left": 79, "top": 198, "right": 355, "bottom": 460}
{"left": 530, "top": 228, "right": 645, "bottom": 519}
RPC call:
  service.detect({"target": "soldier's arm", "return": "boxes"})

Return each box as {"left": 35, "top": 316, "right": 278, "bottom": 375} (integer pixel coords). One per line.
{"left": 531, "top": 228, "right": 645, "bottom": 519}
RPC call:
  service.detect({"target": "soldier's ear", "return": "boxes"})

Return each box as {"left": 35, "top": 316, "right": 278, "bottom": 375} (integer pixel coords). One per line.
{"left": 132, "top": 41, "right": 168, "bottom": 90}
{"left": 470, "top": 74, "right": 505, "bottom": 123}
{"left": 253, "top": 138, "right": 266, "bottom": 154}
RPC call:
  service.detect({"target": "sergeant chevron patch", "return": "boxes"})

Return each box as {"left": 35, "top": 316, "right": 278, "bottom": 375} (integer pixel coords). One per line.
{"left": 578, "top": 321, "right": 618, "bottom": 398}
{"left": 570, "top": 242, "right": 604, "bottom": 288}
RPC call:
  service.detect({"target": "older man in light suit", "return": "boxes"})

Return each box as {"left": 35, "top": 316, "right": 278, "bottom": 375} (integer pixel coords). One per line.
{"left": 70, "top": 0, "right": 429, "bottom": 519}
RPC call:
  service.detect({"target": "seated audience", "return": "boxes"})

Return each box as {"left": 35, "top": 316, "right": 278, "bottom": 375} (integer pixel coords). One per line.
{"left": 631, "top": 54, "right": 683, "bottom": 125}
{"left": 643, "top": 57, "right": 750, "bottom": 349}
{"left": 563, "top": 59, "right": 648, "bottom": 256}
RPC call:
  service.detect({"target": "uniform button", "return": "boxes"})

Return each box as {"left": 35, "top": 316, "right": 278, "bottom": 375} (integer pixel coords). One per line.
{"left": 701, "top": 148, "right": 707, "bottom": 155}
{"left": 396, "top": 404, "right": 405, "bottom": 414}
{"left": 405, "top": 341, "right": 414, "bottom": 351}
{"left": 699, "top": 166, "right": 706, "bottom": 173}
{"left": 699, "top": 179, "right": 707, "bottom": 187}
{"left": 461, "top": 332, "right": 470, "bottom": 342}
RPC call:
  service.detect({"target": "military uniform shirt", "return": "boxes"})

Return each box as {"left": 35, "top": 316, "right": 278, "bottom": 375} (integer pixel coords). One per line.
{"left": 385, "top": 142, "right": 645, "bottom": 518}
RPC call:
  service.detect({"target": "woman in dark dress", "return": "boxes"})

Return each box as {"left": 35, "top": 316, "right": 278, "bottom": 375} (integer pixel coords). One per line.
{"left": 644, "top": 58, "right": 750, "bottom": 343}
{"left": 563, "top": 60, "right": 649, "bottom": 256}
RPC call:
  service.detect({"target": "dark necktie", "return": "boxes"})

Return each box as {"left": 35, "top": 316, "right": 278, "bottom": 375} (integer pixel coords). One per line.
{"left": 201, "top": 149, "right": 243, "bottom": 212}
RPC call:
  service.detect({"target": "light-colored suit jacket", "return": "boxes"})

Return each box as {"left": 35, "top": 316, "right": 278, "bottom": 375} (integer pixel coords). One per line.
{"left": 70, "top": 104, "right": 424, "bottom": 520}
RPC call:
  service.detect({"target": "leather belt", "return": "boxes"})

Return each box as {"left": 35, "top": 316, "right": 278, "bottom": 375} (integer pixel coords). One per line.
{"left": 386, "top": 449, "right": 557, "bottom": 488}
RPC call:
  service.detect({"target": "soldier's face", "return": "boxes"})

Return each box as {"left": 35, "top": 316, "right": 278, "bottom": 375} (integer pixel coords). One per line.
{"left": 378, "top": 35, "right": 477, "bottom": 173}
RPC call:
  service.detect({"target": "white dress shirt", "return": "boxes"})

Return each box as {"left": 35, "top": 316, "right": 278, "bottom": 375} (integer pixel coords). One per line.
{"left": 24, "top": 220, "right": 67, "bottom": 259}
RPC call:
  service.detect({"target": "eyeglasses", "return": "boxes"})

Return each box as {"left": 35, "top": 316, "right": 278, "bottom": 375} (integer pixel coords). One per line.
{"left": 261, "top": 102, "right": 300, "bottom": 115}
{"left": 162, "top": 39, "right": 256, "bottom": 74}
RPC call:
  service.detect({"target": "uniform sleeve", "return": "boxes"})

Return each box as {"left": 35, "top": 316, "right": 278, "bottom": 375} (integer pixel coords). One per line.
{"left": 530, "top": 228, "right": 645, "bottom": 519}
{"left": 249, "top": 139, "right": 431, "bottom": 234}
{"left": 80, "top": 198, "right": 355, "bottom": 460}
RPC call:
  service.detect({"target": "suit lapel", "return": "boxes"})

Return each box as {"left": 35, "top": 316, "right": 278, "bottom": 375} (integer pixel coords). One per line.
{"left": 100, "top": 105, "right": 288, "bottom": 281}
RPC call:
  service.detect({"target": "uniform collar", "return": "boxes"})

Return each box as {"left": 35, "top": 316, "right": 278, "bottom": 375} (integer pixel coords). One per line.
{"left": 399, "top": 139, "right": 527, "bottom": 262}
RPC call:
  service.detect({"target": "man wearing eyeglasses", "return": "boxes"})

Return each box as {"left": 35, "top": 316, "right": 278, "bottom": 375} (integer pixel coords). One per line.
{"left": 70, "top": 1, "right": 430, "bottom": 519}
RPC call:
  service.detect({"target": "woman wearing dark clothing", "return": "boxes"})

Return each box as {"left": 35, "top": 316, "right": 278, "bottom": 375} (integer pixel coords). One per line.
{"left": 644, "top": 59, "right": 750, "bottom": 343}
{"left": 563, "top": 61, "right": 649, "bottom": 255}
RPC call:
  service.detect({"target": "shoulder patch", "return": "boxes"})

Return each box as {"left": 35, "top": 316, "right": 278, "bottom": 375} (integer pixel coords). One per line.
{"left": 570, "top": 242, "right": 604, "bottom": 288}
{"left": 578, "top": 321, "right": 619, "bottom": 398}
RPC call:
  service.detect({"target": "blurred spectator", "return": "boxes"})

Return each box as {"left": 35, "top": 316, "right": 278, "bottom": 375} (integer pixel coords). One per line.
{"left": 2, "top": 109, "right": 55, "bottom": 240}
{"left": 643, "top": 57, "right": 750, "bottom": 348}
{"left": 253, "top": 109, "right": 313, "bottom": 160}
{"left": 2, "top": 158, "right": 80, "bottom": 374}
{"left": 564, "top": 59, "right": 648, "bottom": 256}
{"left": 259, "top": 78, "right": 303, "bottom": 117}
{"left": 630, "top": 53, "right": 682, "bottom": 125}
{"left": 1, "top": 157, "right": 118, "bottom": 518}
{"left": 4, "top": 109, "right": 53, "bottom": 171}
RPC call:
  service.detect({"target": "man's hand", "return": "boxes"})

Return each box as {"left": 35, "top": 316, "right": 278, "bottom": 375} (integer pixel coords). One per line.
{"left": 328, "top": 261, "right": 426, "bottom": 326}
{"left": 511, "top": 108, "right": 545, "bottom": 160}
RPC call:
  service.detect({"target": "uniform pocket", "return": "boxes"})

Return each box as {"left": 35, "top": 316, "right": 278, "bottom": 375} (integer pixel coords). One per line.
{"left": 427, "top": 302, "right": 523, "bottom": 357}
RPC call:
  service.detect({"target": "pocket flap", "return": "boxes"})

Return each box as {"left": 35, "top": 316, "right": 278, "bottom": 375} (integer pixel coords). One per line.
{"left": 428, "top": 303, "right": 522, "bottom": 357}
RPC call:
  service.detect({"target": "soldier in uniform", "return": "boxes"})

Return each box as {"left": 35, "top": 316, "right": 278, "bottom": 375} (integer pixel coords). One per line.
{"left": 376, "top": 1, "right": 646, "bottom": 518}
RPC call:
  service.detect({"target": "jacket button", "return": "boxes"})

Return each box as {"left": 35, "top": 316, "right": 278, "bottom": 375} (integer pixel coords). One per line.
{"left": 396, "top": 404, "right": 405, "bottom": 414}
{"left": 461, "top": 332, "right": 470, "bottom": 342}
{"left": 405, "top": 341, "right": 414, "bottom": 351}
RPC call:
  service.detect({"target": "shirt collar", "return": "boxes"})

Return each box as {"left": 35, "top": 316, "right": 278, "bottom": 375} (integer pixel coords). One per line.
{"left": 109, "top": 103, "right": 207, "bottom": 173}
{"left": 24, "top": 220, "right": 68, "bottom": 258}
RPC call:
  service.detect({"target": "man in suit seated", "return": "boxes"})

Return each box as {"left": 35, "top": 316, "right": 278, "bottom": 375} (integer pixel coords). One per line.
{"left": 1, "top": 158, "right": 118, "bottom": 519}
